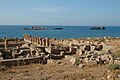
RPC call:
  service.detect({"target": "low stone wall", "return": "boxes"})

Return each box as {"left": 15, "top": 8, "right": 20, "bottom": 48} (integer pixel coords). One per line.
{"left": 0, "top": 56, "right": 47, "bottom": 67}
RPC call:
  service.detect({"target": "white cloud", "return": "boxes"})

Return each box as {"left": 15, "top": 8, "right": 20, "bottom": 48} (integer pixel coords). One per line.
{"left": 32, "top": 7, "right": 63, "bottom": 12}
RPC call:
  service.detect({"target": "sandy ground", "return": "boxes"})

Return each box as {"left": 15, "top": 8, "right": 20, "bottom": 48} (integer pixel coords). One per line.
{"left": 0, "top": 58, "right": 110, "bottom": 80}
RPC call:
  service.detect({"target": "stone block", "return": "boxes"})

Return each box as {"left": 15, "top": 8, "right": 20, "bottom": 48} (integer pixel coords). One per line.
{"left": 79, "top": 64, "right": 85, "bottom": 68}
{"left": 114, "top": 60, "right": 120, "bottom": 65}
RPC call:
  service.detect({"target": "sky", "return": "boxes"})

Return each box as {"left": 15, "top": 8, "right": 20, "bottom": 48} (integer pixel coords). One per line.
{"left": 0, "top": 0, "right": 120, "bottom": 26}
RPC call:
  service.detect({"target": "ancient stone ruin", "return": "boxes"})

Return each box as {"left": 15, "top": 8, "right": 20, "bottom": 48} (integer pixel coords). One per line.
{"left": 0, "top": 34, "right": 120, "bottom": 69}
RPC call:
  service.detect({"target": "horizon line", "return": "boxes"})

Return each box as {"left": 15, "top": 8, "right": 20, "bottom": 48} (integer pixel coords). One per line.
{"left": 0, "top": 24, "right": 120, "bottom": 27}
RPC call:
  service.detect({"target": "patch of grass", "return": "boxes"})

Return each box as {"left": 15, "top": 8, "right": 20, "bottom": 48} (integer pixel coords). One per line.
{"left": 75, "top": 58, "right": 80, "bottom": 65}
{"left": 112, "top": 50, "right": 120, "bottom": 58}
{"left": 98, "top": 38, "right": 106, "bottom": 43}
{"left": 0, "top": 64, "right": 7, "bottom": 71}
{"left": 108, "top": 64, "right": 120, "bottom": 70}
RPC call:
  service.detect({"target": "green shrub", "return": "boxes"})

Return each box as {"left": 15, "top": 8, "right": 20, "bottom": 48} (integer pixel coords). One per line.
{"left": 75, "top": 58, "right": 80, "bottom": 65}
{"left": 108, "top": 64, "right": 120, "bottom": 70}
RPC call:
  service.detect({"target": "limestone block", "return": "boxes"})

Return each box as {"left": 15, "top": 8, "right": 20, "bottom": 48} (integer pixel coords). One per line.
{"left": 45, "top": 47, "right": 51, "bottom": 53}
{"left": 77, "top": 49, "right": 84, "bottom": 56}
{"left": 83, "top": 57, "right": 89, "bottom": 63}
{"left": 79, "top": 64, "right": 85, "bottom": 68}
{"left": 101, "top": 55, "right": 108, "bottom": 60}
{"left": 0, "top": 52, "right": 2, "bottom": 57}
{"left": 91, "top": 46, "right": 95, "bottom": 51}
{"left": 114, "top": 60, "right": 120, "bottom": 65}
{"left": 0, "top": 57, "right": 3, "bottom": 61}
{"left": 70, "top": 57, "right": 76, "bottom": 65}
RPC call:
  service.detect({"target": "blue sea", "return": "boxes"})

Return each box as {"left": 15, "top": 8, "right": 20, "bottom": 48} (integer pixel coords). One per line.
{"left": 0, "top": 25, "right": 120, "bottom": 39}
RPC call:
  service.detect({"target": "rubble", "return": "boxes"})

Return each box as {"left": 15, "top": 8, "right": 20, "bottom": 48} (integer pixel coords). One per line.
{"left": 0, "top": 34, "right": 120, "bottom": 69}
{"left": 0, "top": 35, "right": 120, "bottom": 80}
